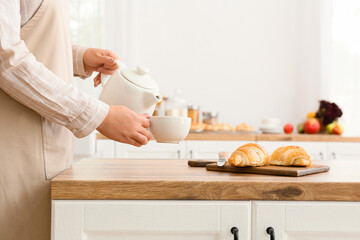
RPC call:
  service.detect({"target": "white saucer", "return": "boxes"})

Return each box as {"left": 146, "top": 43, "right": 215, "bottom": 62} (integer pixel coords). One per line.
{"left": 259, "top": 127, "right": 282, "bottom": 134}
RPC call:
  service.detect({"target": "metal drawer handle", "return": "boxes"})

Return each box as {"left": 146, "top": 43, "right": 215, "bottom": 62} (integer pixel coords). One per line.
{"left": 266, "top": 227, "right": 275, "bottom": 240}
{"left": 177, "top": 150, "right": 180, "bottom": 159}
{"left": 332, "top": 152, "right": 336, "bottom": 160}
{"left": 231, "top": 227, "right": 239, "bottom": 240}
{"left": 319, "top": 152, "right": 323, "bottom": 160}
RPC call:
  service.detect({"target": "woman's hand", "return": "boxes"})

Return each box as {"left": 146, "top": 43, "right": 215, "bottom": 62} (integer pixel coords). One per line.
{"left": 83, "top": 48, "right": 119, "bottom": 87}
{"left": 96, "top": 105, "right": 152, "bottom": 147}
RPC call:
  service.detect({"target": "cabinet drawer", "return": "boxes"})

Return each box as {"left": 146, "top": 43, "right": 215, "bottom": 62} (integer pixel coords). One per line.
{"left": 115, "top": 141, "right": 185, "bottom": 159}
{"left": 52, "top": 200, "right": 251, "bottom": 240}
{"left": 327, "top": 142, "right": 360, "bottom": 160}
{"left": 253, "top": 201, "right": 360, "bottom": 240}
{"left": 95, "top": 139, "right": 116, "bottom": 158}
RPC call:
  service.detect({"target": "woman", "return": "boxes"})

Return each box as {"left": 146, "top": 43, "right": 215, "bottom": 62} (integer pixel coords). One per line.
{"left": 0, "top": 0, "right": 152, "bottom": 239}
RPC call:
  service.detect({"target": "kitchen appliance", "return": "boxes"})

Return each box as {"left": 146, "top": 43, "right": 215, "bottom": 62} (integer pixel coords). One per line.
{"left": 99, "top": 61, "right": 162, "bottom": 115}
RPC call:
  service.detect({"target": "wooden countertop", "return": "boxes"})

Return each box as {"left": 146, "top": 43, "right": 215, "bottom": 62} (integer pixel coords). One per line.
{"left": 97, "top": 133, "right": 360, "bottom": 142}
{"left": 51, "top": 159, "right": 360, "bottom": 201}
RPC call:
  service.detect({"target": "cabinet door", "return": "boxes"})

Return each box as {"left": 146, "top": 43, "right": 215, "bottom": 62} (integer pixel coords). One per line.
{"left": 253, "top": 201, "right": 360, "bottom": 240}
{"left": 115, "top": 141, "right": 185, "bottom": 159}
{"left": 258, "top": 141, "right": 328, "bottom": 161}
{"left": 95, "top": 139, "right": 116, "bottom": 158}
{"left": 52, "top": 200, "right": 251, "bottom": 240}
{"left": 186, "top": 141, "right": 253, "bottom": 159}
{"left": 327, "top": 142, "right": 360, "bottom": 161}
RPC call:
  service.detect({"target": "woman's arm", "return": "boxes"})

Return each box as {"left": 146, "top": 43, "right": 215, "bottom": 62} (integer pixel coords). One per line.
{"left": 72, "top": 44, "right": 91, "bottom": 78}
{"left": 0, "top": 1, "right": 151, "bottom": 146}
{"left": 0, "top": 1, "right": 108, "bottom": 138}
{"left": 72, "top": 45, "right": 119, "bottom": 86}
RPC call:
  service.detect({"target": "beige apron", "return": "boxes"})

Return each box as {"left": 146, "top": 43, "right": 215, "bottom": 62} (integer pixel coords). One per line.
{"left": 0, "top": 0, "right": 74, "bottom": 239}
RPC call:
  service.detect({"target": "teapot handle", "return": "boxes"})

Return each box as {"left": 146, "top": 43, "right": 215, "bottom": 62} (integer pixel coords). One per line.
{"left": 100, "top": 74, "right": 111, "bottom": 87}
{"left": 100, "top": 60, "right": 126, "bottom": 87}
{"left": 115, "top": 60, "right": 126, "bottom": 69}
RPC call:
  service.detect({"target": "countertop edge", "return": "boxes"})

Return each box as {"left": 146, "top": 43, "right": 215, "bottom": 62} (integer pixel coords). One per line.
{"left": 51, "top": 180, "right": 360, "bottom": 201}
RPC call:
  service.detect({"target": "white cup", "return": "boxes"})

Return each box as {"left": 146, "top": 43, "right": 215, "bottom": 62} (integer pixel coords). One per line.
{"left": 149, "top": 116, "right": 191, "bottom": 144}
{"left": 261, "top": 118, "right": 281, "bottom": 129}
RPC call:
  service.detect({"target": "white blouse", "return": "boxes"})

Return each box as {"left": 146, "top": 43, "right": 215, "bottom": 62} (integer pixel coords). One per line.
{"left": 0, "top": 0, "right": 109, "bottom": 138}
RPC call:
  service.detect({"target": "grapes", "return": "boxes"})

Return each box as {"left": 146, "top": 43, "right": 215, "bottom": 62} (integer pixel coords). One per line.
{"left": 316, "top": 100, "right": 343, "bottom": 126}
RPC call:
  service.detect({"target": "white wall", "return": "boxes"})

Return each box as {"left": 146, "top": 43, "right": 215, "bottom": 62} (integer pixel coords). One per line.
{"left": 103, "top": 0, "right": 326, "bottom": 129}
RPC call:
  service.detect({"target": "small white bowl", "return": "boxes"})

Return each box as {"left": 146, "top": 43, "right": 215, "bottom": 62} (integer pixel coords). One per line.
{"left": 260, "top": 118, "right": 281, "bottom": 130}
{"left": 149, "top": 116, "right": 191, "bottom": 144}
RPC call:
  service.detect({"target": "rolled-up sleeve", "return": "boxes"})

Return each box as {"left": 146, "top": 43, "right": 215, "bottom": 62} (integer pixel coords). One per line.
{"left": 72, "top": 44, "right": 92, "bottom": 78}
{"left": 0, "top": 1, "right": 109, "bottom": 138}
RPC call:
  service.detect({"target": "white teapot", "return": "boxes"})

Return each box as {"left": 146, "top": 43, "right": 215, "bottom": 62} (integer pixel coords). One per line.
{"left": 99, "top": 61, "right": 162, "bottom": 115}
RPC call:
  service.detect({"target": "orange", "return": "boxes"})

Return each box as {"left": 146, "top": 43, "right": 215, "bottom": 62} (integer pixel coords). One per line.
{"left": 306, "top": 112, "right": 316, "bottom": 118}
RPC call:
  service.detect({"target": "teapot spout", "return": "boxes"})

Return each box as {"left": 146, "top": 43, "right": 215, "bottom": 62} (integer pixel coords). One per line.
{"left": 155, "top": 94, "right": 162, "bottom": 102}
{"left": 144, "top": 91, "right": 162, "bottom": 108}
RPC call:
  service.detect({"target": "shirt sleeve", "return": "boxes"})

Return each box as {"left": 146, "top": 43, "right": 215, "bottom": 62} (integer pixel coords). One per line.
{"left": 72, "top": 44, "right": 92, "bottom": 78}
{"left": 0, "top": 1, "right": 109, "bottom": 138}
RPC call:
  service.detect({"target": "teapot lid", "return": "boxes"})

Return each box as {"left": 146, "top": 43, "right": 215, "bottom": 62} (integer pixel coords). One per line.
{"left": 121, "top": 66, "right": 158, "bottom": 90}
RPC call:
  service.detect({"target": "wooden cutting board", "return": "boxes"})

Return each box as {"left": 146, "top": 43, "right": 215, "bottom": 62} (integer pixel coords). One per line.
{"left": 188, "top": 160, "right": 330, "bottom": 177}
{"left": 206, "top": 163, "right": 330, "bottom": 177}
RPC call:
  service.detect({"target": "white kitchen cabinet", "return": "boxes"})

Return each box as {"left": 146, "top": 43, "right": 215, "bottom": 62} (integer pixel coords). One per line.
{"left": 95, "top": 139, "right": 360, "bottom": 161}
{"left": 115, "top": 141, "right": 185, "bottom": 159}
{"left": 95, "top": 139, "right": 116, "bottom": 158}
{"left": 53, "top": 200, "right": 360, "bottom": 240}
{"left": 252, "top": 201, "right": 360, "bottom": 240}
{"left": 52, "top": 200, "right": 251, "bottom": 240}
{"left": 185, "top": 140, "right": 253, "bottom": 159}
{"left": 258, "top": 141, "right": 328, "bottom": 161}
{"left": 327, "top": 142, "right": 360, "bottom": 161}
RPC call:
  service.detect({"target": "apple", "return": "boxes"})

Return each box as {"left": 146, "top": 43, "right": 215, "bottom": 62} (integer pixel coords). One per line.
{"left": 326, "top": 122, "right": 336, "bottom": 134}
{"left": 283, "top": 123, "right": 294, "bottom": 134}
{"left": 297, "top": 123, "right": 305, "bottom": 134}
{"left": 304, "top": 118, "right": 321, "bottom": 134}
{"left": 333, "top": 124, "right": 344, "bottom": 135}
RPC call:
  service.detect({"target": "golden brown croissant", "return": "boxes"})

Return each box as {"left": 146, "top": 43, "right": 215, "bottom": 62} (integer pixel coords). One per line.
{"left": 228, "top": 143, "right": 269, "bottom": 167}
{"left": 269, "top": 146, "right": 311, "bottom": 166}
{"left": 204, "top": 124, "right": 218, "bottom": 131}
{"left": 190, "top": 123, "right": 206, "bottom": 131}
{"left": 217, "top": 123, "right": 235, "bottom": 131}
{"left": 235, "top": 122, "right": 254, "bottom": 131}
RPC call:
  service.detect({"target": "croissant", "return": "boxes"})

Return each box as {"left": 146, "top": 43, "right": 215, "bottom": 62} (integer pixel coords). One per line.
{"left": 235, "top": 122, "right": 254, "bottom": 131}
{"left": 204, "top": 124, "right": 218, "bottom": 131}
{"left": 269, "top": 146, "right": 311, "bottom": 166}
{"left": 228, "top": 143, "right": 269, "bottom": 167}
{"left": 217, "top": 123, "right": 235, "bottom": 131}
